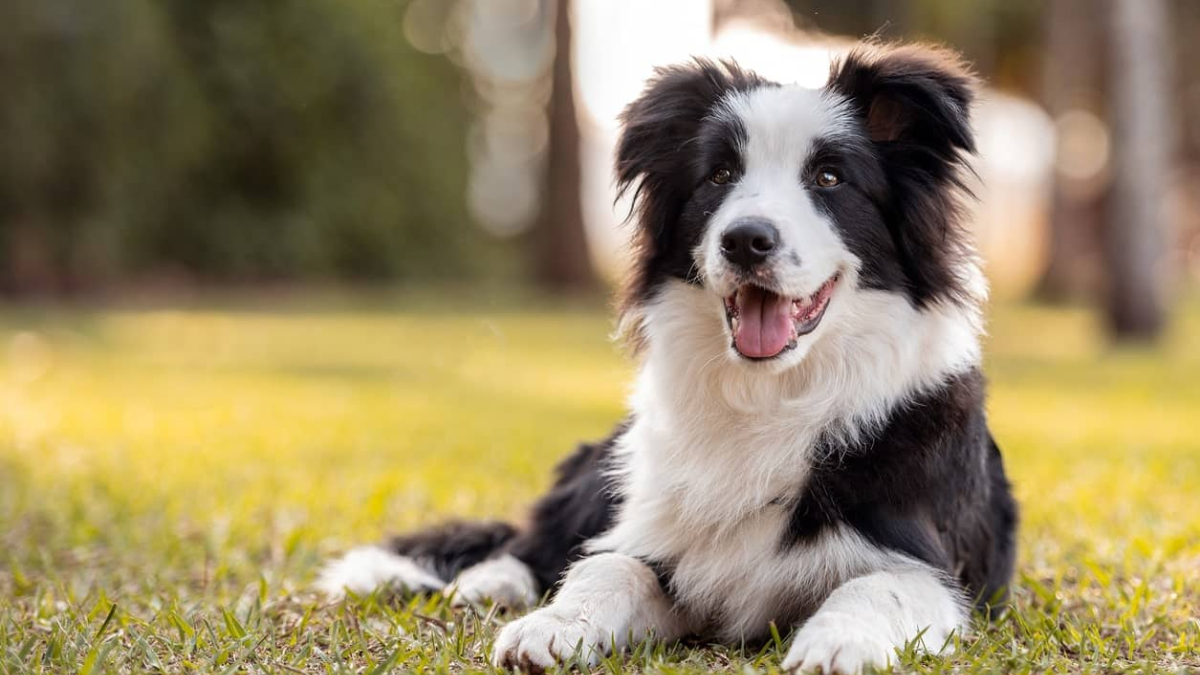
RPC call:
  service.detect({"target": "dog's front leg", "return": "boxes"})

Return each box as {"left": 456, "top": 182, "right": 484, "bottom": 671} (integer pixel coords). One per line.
{"left": 492, "top": 552, "right": 688, "bottom": 672}
{"left": 782, "top": 564, "right": 968, "bottom": 674}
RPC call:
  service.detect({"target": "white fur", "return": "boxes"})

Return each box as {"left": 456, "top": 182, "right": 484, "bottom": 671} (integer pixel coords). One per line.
{"left": 448, "top": 554, "right": 539, "bottom": 609}
{"left": 315, "top": 546, "right": 445, "bottom": 598}
{"left": 701, "top": 87, "right": 858, "bottom": 313}
{"left": 491, "top": 553, "right": 693, "bottom": 670}
{"left": 783, "top": 565, "right": 968, "bottom": 673}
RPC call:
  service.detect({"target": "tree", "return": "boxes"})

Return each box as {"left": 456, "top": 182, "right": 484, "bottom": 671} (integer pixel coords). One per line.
{"left": 532, "top": 0, "right": 595, "bottom": 290}
{"left": 1036, "top": 0, "right": 1104, "bottom": 301}
{"left": 0, "top": 0, "right": 486, "bottom": 293}
{"left": 1104, "top": 0, "right": 1174, "bottom": 339}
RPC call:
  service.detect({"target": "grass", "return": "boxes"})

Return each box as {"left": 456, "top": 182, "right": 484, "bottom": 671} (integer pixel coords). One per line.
{"left": 0, "top": 290, "right": 1198, "bottom": 674}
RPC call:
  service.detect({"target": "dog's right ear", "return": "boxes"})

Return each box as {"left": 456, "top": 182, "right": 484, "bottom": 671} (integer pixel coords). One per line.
{"left": 615, "top": 59, "right": 762, "bottom": 251}
{"left": 614, "top": 60, "right": 762, "bottom": 337}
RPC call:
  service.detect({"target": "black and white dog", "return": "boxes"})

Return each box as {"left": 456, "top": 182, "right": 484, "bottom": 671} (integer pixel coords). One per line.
{"left": 318, "top": 43, "right": 1017, "bottom": 674}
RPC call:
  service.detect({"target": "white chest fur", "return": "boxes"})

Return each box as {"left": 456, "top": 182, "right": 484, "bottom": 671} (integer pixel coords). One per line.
{"left": 592, "top": 410, "right": 891, "bottom": 639}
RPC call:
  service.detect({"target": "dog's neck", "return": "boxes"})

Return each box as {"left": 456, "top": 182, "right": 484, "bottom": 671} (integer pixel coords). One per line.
{"left": 632, "top": 279, "right": 983, "bottom": 443}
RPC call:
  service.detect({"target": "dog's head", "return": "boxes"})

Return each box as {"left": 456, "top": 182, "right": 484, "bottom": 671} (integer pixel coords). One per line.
{"left": 616, "top": 44, "right": 981, "bottom": 371}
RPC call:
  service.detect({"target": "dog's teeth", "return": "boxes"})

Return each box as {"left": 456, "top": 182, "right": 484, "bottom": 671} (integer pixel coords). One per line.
{"left": 731, "top": 316, "right": 740, "bottom": 334}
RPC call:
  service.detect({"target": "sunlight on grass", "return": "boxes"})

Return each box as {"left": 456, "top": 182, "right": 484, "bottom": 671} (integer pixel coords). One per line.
{"left": 1, "top": 295, "right": 1197, "bottom": 673}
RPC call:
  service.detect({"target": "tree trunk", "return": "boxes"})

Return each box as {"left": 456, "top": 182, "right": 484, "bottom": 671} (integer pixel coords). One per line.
{"left": 1036, "top": 0, "right": 1104, "bottom": 301}
{"left": 1104, "top": 0, "right": 1173, "bottom": 340}
{"left": 533, "top": 0, "right": 595, "bottom": 291}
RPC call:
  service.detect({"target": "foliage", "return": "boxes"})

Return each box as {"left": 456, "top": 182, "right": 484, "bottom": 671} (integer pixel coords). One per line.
{"left": 0, "top": 1, "right": 493, "bottom": 291}
{"left": 0, "top": 295, "right": 1197, "bottom": 673}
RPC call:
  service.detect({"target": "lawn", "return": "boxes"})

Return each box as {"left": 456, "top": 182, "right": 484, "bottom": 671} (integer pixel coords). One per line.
{"left": 1, "top": 291, "right": 1197, "bottom": 674}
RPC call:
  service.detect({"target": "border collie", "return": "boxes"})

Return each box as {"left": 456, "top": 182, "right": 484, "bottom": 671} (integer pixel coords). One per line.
{"left": 318, "top": 42, "right": 1018, "bottom": 674}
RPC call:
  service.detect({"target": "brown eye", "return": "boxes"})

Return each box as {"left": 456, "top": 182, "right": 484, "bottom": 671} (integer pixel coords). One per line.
{"left": 710, "top": 167, "right": 733, "bottom": 185}
{"left": 815, "top": 169, "right": 841, "bottom": 188}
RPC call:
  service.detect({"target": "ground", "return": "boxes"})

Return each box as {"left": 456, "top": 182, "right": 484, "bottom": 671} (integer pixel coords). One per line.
{"left": 1, "top": 290, "right": 1197, "bottom": 674}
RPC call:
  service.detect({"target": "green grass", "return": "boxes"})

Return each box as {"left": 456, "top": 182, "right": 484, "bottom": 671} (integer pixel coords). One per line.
{"left": 1, "top": 292, "right": 1198, "bottom": 674}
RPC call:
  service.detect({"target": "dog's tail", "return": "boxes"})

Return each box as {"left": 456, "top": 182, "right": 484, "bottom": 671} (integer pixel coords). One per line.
{"left": 315, "top": 520, "right": 518, "bottom": 598}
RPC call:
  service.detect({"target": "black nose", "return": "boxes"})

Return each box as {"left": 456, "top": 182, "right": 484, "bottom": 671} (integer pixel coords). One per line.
{"left": 720, "top": 219, "right": 779, "bottom": 270}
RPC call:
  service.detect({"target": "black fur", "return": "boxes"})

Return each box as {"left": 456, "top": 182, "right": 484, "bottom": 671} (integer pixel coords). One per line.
{"left": 385, "top": 520, "right": 518, "bottom": 583}
{"left": 614, "top": 59, "right": 768, "bottom": 324}
{"left": 823, "top": 44, "right": 980, "bottom": 308}
{"left": 785, "top": 368, "right": 1018, "bottom": 616}
{"left": 502, "top": 423, "right": 626, "bottom": 592}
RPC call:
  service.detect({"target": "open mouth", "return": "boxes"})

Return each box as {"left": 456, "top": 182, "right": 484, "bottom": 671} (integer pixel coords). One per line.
{"left": 723, "top": 273, "right": 840, "bottom": 360}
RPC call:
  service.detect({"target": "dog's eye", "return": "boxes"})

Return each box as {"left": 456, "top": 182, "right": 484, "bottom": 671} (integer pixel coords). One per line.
{"left": 709, "top": 167, "right": 733, "bottom": 185}
{"left": 815, "top": 169, "right": 841, "bottom": 188}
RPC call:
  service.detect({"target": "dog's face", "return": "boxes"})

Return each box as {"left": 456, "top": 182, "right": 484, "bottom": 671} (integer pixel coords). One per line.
{"left": 691, "top": 86, "right": 862, "bottom": 364}
{"left": 616, "top": 45, "right": 978, "bottom": 369}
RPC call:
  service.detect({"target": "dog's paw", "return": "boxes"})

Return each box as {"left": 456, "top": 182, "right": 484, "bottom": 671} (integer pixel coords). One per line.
{"left": 448, "top": 555, "right": 539, "bottom": 609}
{"left": 491, "top": 608, "right": 606, "bottom": 672}
{"left": 782, "top": 613, "right": 896, "bottom": 674}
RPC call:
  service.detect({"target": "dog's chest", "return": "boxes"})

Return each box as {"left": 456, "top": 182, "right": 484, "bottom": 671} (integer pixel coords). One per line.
{"left": 667, "top": 504, "right": 813, "bottom": 637}
{"left": 597, "top": 421, "right": 880, "bottom": 639}
{"left": 614, "top": 487, "right": 881, "bottom": 641}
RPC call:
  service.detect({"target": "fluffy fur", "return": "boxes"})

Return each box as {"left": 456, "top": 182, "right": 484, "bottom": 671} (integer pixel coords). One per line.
{"left": 318, "top": 42, "right": 1017, "bottom": 675}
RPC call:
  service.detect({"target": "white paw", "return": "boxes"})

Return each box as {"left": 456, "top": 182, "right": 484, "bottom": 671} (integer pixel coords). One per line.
{"left": 315, "top": 547, "right": 445, "bottom": 598}
{"left": 783, "top": 613, "right": 897, "bottom": 674}
{"left": 492, "top": 608, "right": 607, "bottom": 672}
{"left": 448, "top": 555, "right": 540, "bottom": 609}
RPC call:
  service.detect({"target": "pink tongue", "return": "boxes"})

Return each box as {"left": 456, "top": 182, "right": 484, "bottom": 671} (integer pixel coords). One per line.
{"left": 734, "top": 286, "right": 793, "bottom": 358}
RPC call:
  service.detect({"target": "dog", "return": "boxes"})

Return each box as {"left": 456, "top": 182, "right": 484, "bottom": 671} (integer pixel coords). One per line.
{"left": 317, "top": 42, "right": 1018, "bottom": 674}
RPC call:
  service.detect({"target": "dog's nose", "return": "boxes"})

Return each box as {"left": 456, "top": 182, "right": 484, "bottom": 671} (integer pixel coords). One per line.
{"left": 720, "top": 219, "right": 779, "bottom": 271}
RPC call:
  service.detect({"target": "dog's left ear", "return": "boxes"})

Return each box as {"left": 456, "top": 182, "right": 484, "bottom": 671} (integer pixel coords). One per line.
{"left": 826, "top": 43, "right": 976, "bottom": 159}
{"left": 827, "top": 44, "right": 980, "bottom": 308}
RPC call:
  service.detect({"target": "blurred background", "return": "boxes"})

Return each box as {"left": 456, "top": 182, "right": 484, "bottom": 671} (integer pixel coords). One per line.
{"left": 0, "top": 0, "right": 1197, "bottom": 336}
{"left": 1, "top": 3, "right": 1198, "bottom": 671}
